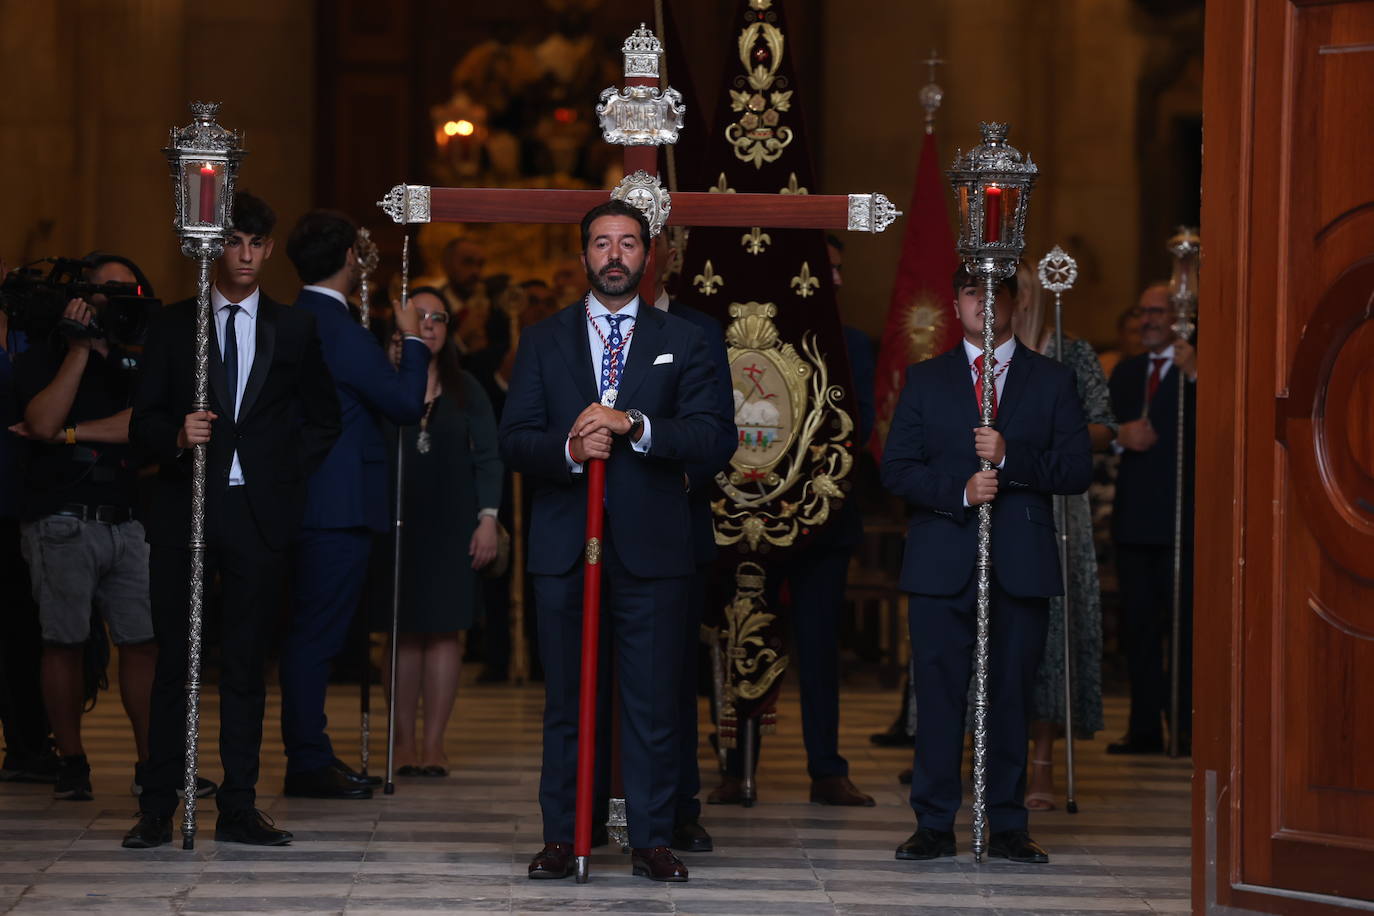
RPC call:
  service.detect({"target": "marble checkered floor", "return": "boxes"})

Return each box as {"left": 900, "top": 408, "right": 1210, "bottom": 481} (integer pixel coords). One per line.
{"left": 0, "top": 673, "right": 1192, "bottom": 914}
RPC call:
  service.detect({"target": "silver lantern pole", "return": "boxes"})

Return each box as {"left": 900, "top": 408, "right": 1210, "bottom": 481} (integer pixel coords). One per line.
{"left": 947, "top": 122, "right": 1037, "bottom": 862}
{"left": 354, "top": 226, "right": 380, "bottom": 777}
{"left": 1164, "top": 228, "right": 1198, "bottom": 760}
{"left": 384, "top": 233, "right": 412, "bottom": 796}
{"left": 1037, "top": 246, "right": 1080, "bottom": 815}
{"left": 162, "top": 102, "right": 245, "bottom": 851}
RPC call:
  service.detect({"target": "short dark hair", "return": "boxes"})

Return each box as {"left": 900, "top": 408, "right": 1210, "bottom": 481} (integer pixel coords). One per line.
{"left": 952, "top": 263, "right": 1018, "bottom": 299}
{"left": 231, "top": 191, "right": 276, "bottom": 237}
{"left": 286, "top": 210, "right": 358, "bottom": 284}
{"left": 579, "top": 199, "right": 651, "bottom": 253}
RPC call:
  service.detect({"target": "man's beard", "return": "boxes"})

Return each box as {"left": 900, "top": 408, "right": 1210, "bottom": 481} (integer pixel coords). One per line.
{"left": 586, "top": 259, "right": 644, "bottom": 299}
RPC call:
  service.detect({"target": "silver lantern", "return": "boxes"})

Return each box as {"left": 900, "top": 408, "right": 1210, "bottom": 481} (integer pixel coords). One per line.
{"left": 162, "top": 101, "right": 245, "bottom": 850}
{"left": 946, "top": 121, "right": 1037, "bottom": 863}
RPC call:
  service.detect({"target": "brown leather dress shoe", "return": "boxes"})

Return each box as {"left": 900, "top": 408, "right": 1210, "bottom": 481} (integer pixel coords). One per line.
{"left": 707, "top": 775, "right": 746, "bottom": 805}
{"left": 631, "top": 845, "right": 689, "bottom": 882}
{"left": 527, "top": 842, "right": 575, "bottom": 879}
{"left": 810, "top": 775, "right": 876, "bottom": 806}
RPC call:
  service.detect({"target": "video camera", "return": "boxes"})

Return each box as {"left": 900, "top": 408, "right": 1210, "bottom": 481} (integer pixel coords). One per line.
{"left": 0, "top": 257, "right": 161, "bottom": 346}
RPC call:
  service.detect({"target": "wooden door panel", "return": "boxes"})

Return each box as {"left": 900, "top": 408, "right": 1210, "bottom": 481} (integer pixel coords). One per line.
{"left": 1201, "top": 0, "right": 1374, "bottom": 910}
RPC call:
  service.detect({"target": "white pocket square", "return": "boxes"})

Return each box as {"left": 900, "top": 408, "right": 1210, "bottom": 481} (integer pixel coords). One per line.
{"left": 653, "top": 353, "right": 674, "bottom": 365}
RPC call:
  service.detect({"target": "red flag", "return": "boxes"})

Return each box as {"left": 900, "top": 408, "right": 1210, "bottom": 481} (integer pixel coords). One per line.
{"left": 870, "top": 131, "right": 962, "bottom": 460}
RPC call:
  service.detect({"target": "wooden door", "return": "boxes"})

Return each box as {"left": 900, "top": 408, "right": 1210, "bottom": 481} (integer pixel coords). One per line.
{"left": 1197, "top": 0, "right": 1374, "bottom": 911}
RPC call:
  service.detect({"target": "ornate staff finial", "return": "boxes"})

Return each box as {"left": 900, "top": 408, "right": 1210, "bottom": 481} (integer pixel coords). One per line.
{"left": 920, "top": 49, "right": 944, "bottom": 135}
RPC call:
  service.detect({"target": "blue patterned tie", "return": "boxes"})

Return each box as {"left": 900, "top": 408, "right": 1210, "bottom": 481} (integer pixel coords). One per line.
{"left": 599, "top": 313, "right": 628, "bottom": 401}
{"left": 223, "top": 304, "right": 240, "bottom": 419}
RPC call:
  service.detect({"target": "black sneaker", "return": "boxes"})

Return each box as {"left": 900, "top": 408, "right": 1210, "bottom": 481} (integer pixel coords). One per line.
{"left": 0, "top": 747, "right": 60, "bottom": 784}
{"left": 54, "top": 754, "right": 92, "bottom": 800}
{"left": 131, "top": 762, "right": 218, "bottom": 799}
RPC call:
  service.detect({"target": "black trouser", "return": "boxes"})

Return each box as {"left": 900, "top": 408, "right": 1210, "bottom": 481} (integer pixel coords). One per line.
{"left": 1114, "top": 542, "right": 1194, "bottom": 741}
{"left": 141, "top": 488, "right": 284, "bottom": 817}
{"left": 908, "top": 578, "right": 1048, "bottom": 834}
{"left": 0, "top": 517, "right": 49, "bottom": 761}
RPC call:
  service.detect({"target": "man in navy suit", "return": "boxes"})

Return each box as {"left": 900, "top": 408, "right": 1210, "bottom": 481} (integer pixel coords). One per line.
{"left": 500, "top": 201, "right": 735, "bottom": 883}
{"left": 280, "top": 210, "right": 429, "bottom": 799}
{"left": 1107, "top": 283, "right": 1196, "bottom": 755}
{"left": 882, "top": 266, "right": 1091, "bottom": 864}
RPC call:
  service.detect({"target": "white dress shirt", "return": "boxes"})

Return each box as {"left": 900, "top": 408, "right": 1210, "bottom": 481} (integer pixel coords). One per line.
{"left": 565, "top": 292, "right": 653, "bottom": 472}
{"left": 212, "top": 285, "right": 259, "bottom": 486}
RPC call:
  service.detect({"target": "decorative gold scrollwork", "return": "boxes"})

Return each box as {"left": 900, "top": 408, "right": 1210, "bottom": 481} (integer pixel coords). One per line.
{"left": 779, "top": 173, "right": 808, "bottom": 195}
{"left": 713, "top": 303, "right": 854, "bottom": 551}
{"left": 725, "top": 20, "right": 795, "bottom": 168}
{"left": 585, "top": 537, "right": 602, "bottom": 565}
{"left": 709, "top": 172, "right": 736, "bottom": 194}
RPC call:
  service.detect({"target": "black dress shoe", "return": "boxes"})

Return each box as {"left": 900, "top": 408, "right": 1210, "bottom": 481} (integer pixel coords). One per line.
{"left": 632, "top": 845, "right": 689, "bottom": 882}
{"left": 214, "top": 809, "right": 293, "bottom": 846}
{"left": 122, "top": 813, "right": 173, "bottom": 849}
{"left": 989, "top": 829, "right": 1049, "bottom": 863}
{"left": 810, "top": 776, "right": 876, "bottom": 806}
{"left": 895, "top": 827, "right": 956, "bottom": 860}
{"left": 397, "top": 765, "right": 422, "bottom": 777}
{"left": 331, "top": 758, "right": 383, "bottom": 787}
{"left": 870, "top": 726, "right": 913, "bottom": 747}
{"left": 671, "top": 818, "right": 713, "bottom": 852}
{"left": 1106, "top": 733, "right": 1165, "bottom": 755}
{"left": 897, "top": 767, "right": 913, "bottom": 785}
{"left": 528, "top": 842, "right": 574, "bottom": 879}
{"left": 284, "top": 764, "right": 373, "bottom": 799}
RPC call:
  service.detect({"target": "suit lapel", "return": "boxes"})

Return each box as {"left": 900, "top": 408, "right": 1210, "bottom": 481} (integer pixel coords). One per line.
{"left": 237, "top": 298, "right": 276, "bottom": 421}
{"left": 994, "top": 339, "right": 1034, "bottom": 430}
{"left": 612, "top": 306, "right": 663, "bottom": 409}
{"left": 553, "top": 303, "right": 598, "bottom": 406}
{"left": 207, "top": 313, "right": 232, "bottom": 420}
{"left": 944, "top": 346, "right": 980, "bottom": 427}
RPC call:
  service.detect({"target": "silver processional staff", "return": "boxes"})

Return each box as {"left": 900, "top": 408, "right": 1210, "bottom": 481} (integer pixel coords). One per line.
{"left": 161, "top": 102, "right": 245, "bottom": 850}
{"left": 946, "top": 121, "right": 1038, "bottom": 862}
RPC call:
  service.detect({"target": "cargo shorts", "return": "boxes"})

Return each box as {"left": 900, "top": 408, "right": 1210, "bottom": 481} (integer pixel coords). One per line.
{"left": 19, "top": 514, "right": 153, "bottom": 646}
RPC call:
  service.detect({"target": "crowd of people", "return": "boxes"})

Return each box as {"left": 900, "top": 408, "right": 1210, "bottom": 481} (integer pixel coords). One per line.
{"left": 0, "top": 192, "right": 1196, "bottom": 881}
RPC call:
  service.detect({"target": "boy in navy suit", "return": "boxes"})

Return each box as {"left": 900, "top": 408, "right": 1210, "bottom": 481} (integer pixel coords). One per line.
{"left": 280, "top": 211, "right": 429, "bottom": 800}
{"left": 881, "top": 266, "right": 1091, "bottom": 864}
{"left": 499, "top": 201, "right": 735, "bottom": 883}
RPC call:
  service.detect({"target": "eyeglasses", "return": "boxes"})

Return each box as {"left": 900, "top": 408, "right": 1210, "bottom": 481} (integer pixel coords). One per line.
{"left": 420, "top": 310, "right": 450, "bottom": 324}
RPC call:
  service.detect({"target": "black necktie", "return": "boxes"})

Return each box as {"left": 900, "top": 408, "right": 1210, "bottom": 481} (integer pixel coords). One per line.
{"left": 223, "top": 304, "right": 241, "bottom": 419}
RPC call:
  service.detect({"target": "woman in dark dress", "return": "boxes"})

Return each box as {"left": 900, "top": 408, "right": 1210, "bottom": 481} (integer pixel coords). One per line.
{"left": 388, "top": 288, "right": 502, "bottom": 776}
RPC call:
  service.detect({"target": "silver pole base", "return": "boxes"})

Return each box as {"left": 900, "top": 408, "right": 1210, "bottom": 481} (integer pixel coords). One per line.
{"left": 974, "top": 849, "right": 985, "bottom": 864}
{"left": 575, "top": 855, "right": 590, "bottom": 883}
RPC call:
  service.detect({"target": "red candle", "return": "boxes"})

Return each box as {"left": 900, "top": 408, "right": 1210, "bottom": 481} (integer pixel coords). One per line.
{"left": 983, "top": 185, "right": 1003, "bottom": 243}
{"left": 199, "top": 164, "right": 217, "bottom": 223}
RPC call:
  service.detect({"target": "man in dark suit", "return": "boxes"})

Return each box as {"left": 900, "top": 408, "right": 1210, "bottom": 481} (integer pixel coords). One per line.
{"left": 650, "top": 240, "right": 735, "bottom": 853}
{"left": 1108, "top": 283, "right": 1196, "bottom": 755}
{"left": 280, "top": 210, "right": 429, "bottom": 799}
{"left": 500, "top": 201, "right": 735, "bottom": 883}
{"left": 123, "top": 193, "right": 341, "bottom": 848}
{"left": 881, "top": 266, "right": 1091, "bottom": 865}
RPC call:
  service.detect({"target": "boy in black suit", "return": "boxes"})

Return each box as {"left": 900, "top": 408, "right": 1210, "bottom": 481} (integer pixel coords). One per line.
{"left": 123, "top": 193, "right": 341, "bottom": 849}
{"left": 881, "top": 266, "right": 1091, "bottom": 864}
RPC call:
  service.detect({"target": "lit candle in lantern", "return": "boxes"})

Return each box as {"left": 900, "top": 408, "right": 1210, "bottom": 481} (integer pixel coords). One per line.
{"left": 199, "top": 163, "right": 217, "bottom": 223}
{"left": 983, "top": 185, "right": 1003, "bottom": 243}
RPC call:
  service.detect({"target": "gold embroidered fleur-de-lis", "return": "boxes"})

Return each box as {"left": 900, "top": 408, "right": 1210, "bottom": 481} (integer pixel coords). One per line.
{"left": 779, "top": 172, "right": 808, "bottom": 195}
{"left": 790, "top": 261, "right": 820, "bottom": 298}
{"left": 709, "top": 173, "right": 736, "bottom": 194}
{"left": 741, "top": 227, "right": 771, "bottom": 255}
{"left": 694, "top": 260, "right": 725, "bottom": 296}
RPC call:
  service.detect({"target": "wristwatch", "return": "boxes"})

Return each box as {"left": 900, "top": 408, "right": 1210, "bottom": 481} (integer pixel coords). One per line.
{"left": 625, "top": 408, "right": 645, "bottom": 438}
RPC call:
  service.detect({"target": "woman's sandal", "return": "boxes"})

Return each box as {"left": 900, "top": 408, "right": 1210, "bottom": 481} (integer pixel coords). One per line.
{"left": 1025, "top": 759, "right": 1057, "bottom": 811}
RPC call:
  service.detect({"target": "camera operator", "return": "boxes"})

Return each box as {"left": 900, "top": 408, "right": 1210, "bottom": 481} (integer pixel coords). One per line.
{"left": 0, "top": 284, "right": 58, "bottom": 784}
{"left": 9, "top": 254, "right": 158, "bottom": 800}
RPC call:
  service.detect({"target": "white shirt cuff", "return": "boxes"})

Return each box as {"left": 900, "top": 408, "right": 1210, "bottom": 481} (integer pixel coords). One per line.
{"left": 631, "top": 416, "right": 652, "bottom": 454}
{"left": 477, "top": 508, "right": 498, "bottom": 519}
{"left": 566, "top": 437, "right": 584, "bottom": 474}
